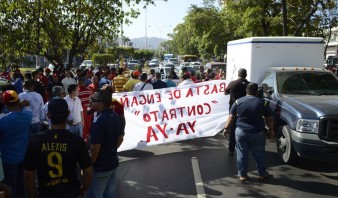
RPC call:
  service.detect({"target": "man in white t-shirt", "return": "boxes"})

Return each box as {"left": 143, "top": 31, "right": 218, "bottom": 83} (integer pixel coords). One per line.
{"left": 61, "top": 70, "right": 76, "bottom": 94}
{"left": 134, "top": 73, "right": 153, "bottom": 91}
{"left": 64, "top": 84, "right": 84, "bottom": 137}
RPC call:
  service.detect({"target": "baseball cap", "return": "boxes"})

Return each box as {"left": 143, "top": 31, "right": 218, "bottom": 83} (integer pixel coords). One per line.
{"left": 48, "top": 98, "right": 68, "bottom": 115}
{"left": 52, "top": 74, "right": 58, "bottom": 78}
{"left": 45, "top": 68, "right": 51, "bottom": 73}
{"left": 2, "top": 90, "right": 19, "bottom": 104}
{"left": 132, "top": 70, "right": 140, "bottom": 77}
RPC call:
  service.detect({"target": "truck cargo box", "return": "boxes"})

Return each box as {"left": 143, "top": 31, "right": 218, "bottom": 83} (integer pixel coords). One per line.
{"left": 226, "top": 37, "right": 325, "bottom": 82}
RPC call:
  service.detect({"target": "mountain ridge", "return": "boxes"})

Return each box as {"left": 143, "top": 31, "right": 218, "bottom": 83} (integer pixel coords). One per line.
{"left": 130, "top": 37, "right": 168, "bottom": 50}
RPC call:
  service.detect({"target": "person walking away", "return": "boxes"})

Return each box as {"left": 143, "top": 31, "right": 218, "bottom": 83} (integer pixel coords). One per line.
{"left": 134, "top": 73, "right": 153, "bottom": 91}
{"left": 0, "top": 90, "right": 32, "bottom": 198}
{"left": 65, "top": 84, "right": 84, "bottom": 137}
{"left": 42, "top": 86, "right": 66, "bottom": 129}
{"left": 46, "top": 74, "right": 63, "bottom": 100}
{"left": 112, "top": 68, "right": 128, "bottom": 93}
{"left": 123, "top": 71, "right": 140, "bottom": 92}
{"left": 99, "top": 70, "right": 112, "bottom": 89}
{"left": 24, "top": 98, "right": 93, "bottom": 198}
{"left": 178, "top": 72, "right": 194, "bottom": 87}
{"left": 166, "top": 73, "right": 177, "bottom": 88}
{"left": 152, "top": 72, "right": 167, "bottom": 89}
{"left": 18, "top": 80, "right": 44, "bottom": 138}
{"left": 87, "top": 76, "right": 99, "bottom": 94}
{"left": 224, "top": 68, "right": 250, "bottom": 154}
{"left": 223, "top": 83, "right": 274, "bottom": 182}
{"left": 86, "top": 90, "right": 123, "bottom": 198}
{"left": 11, "top": 73, "right": 23, "bottom": 94}
{"left": 78, "top": 78, "right": 93, "bottom": 143}
{"left": 61, "top": 70, "right": 76, "bottom": 95}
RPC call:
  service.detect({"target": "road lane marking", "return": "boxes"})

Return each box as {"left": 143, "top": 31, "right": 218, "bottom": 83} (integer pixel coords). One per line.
{"left": 191, "top": 157, "right": 206, "bottom": 198}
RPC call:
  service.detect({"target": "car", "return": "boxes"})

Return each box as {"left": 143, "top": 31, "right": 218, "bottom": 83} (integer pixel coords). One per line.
{"left": 179, "top": 62, "right": 191, "bottom": 67}
{"left": 79, "top": 60, "right": 93, "bottom": 70}
{"left": 205, "top": 62, "right": 226, "bottom": 72}
{"left": 149, "top": 60, "right": 159, "bottom": 67}
{"left": 154, "top": 66, "right": 180, "bottom": 82}
{"left": 168, "top": 58, "right": 179, "bottom": 66}
{"left": 189, "top": 62, "right": 202, "bottom": 70}
{"left": 176, "top": 66, "right": 196, "bottom": 74}
{"left": 127, "top": 60, "right": 140, "bottom": 70}
{"left": 0, "top": 78, "right": 8, "bottom": 86}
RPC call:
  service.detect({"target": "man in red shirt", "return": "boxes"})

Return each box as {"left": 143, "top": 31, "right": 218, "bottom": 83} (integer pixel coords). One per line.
{"left": 78, "top": 78, "right": 93, "bottom": 143}
{"left": 87, "top": 76, "right": 99, "bottom": 94}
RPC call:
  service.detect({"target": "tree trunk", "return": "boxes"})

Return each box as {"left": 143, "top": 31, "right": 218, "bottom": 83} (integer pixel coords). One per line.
{"left": 282, "top": 0, "right": 288, "bottom": 36}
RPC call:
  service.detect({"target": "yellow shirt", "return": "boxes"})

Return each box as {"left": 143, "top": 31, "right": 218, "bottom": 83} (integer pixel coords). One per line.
{"left": 123, "top": 78, "right": 140, "bottom": 92}
{"left": 113, "top": 75, "right": 129, "bottom": 92}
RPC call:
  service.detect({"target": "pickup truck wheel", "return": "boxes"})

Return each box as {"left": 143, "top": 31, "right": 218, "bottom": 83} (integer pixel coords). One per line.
{"left": 276, "top": 125, "right": 297, "bottom": 164}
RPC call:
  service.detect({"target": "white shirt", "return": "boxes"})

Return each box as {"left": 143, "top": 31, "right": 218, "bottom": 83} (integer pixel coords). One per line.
{"left": 18, "top": 91, "right": 44, "bottom": 124}
{"left": 133, "top": 82, "right": 153, "bottom": 91}
{"left": 178, "top": 79, "right": 194, "bottom": 87}
{"left": 64, "top": 95, "right": 83, "bottom": 129}
{"left": 62, "top": 77, "right": 77, "bottom": 94}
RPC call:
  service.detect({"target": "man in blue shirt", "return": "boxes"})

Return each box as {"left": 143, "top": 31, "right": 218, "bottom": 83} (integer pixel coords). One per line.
{"left": 152, "top": 72, "right": 167, "bottom": 89}
{"left": 223, "top": 83, "right": 274, "bottom": 182}
{"left": 0, "top": 90, "right": 32, "bottom": 198}
{"left": 87, "top": 90, "right": 123, "bottom": 198}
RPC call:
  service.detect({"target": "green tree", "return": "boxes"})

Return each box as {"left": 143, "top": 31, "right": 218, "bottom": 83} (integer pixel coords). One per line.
{"left": 0, "top": 0, "right": 152, "bottom": 68}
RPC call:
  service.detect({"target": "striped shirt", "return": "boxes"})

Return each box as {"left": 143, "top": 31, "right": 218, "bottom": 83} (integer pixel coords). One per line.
{"left": 78, "top": 86, "right": 92, "bottom": 108}
{"left": 113, "top": 75, "right": 129, "bottom": 92}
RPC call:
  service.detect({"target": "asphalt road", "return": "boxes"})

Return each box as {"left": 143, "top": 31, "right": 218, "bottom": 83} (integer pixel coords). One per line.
{"left": 117, "top": 132, "right": 338, "bottom": 198}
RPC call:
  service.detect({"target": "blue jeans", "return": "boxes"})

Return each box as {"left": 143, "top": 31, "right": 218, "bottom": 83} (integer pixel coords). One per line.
{"left": 86, "top": 168, "right": 117, "bottom": 198}
{"left": 69, "top": 123, "right": 83, "bottom": 137}
{"left": 235, "top": 128, "right": 267, "bottom": 177}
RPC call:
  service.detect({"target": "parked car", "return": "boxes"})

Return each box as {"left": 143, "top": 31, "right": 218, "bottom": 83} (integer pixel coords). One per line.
{"left": 155, "top": 66, "right": 180, "bottom": 81}
{"left": 127, "top": 60, "right": 140, "bottom": 70}
{"left": 149, "top": 60, "right": 159, "bottom": 67}
{"left": 205, "top": 62, "right": 226, "bottom": 71}
{"left": 168, "top": 58, "right": 179, "bottom": 66}
{"left": 79, "top": 60, "right": 93, "bottom": 70}
{"left": 190, "top": 62, "right": 202, "bottom": 70}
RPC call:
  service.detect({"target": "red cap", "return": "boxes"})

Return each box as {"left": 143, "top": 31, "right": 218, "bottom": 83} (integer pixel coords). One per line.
{"left": 52, "top": 74, "right": 58, "bottom": 78}
{"left": 45, "top": 68, "right": 51, "bottom": 73}
{"left": 132, "top": 70, "right": 140, "bottom": 77}
{"left": 2, "top": 90, "right": 19, "bottom": 104}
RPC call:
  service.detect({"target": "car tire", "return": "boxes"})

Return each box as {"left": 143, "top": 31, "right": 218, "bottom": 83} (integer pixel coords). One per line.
{"left": 276, "top": 125, "right": 297, "bottom": 164}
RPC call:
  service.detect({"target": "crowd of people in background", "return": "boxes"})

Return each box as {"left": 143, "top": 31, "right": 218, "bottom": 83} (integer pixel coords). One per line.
{"left": 0, "top": 63, "right": 225, "bottom": 197}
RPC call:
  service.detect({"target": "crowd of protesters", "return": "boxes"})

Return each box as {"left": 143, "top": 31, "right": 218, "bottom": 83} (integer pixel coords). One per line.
{"left": 0, "top": 63, "right": 234, "bottom": 197}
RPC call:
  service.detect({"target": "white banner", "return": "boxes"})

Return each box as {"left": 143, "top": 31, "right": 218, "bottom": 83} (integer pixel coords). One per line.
{"left": 114, "top": 80, "right": 230, "bottom": 152}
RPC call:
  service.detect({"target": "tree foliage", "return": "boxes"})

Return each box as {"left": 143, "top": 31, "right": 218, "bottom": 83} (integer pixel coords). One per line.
{"left": 0, "top": 0, "right": 152, "bottom": 68}
{"left": 168, "top": 0, "right": 337, "bottom": 60}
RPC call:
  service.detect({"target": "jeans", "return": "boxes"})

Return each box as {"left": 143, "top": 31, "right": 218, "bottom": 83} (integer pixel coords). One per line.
{"left": 69, "top": 123, "right": 83, "bottom": 137}
{"left": 2, "top": 162, "right": 25, "bottom": 198}
{"left": 235, "top": 128, "right": 267, "bottom": 177}
{"left": 86, "top": 168, "right": 117, "bottom": 198}
{"left": 29, "top": 122, "right": 41, "bottom": 138}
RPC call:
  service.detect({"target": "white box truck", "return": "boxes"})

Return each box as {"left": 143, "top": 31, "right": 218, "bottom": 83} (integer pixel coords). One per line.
{"left": 226, "top": 37, "right": 338, "bottom": 164}
{"left": 226, "top": 37, "right": 325, "bottom": 82}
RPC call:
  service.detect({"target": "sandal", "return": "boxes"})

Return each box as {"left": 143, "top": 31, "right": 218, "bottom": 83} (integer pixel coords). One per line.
{"left": 258, "top": 172, "right": 272, "bottom": 180}
{"left": 239, "top": 176, "right": 248, "bottom": 182}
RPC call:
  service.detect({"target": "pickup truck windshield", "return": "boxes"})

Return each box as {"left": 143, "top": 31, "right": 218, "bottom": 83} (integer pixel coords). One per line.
{"left": 277, "top": 72, "right": 338, "bottom": 95}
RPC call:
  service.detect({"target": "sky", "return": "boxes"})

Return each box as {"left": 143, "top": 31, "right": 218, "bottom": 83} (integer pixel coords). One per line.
{"left": 123, "top": 0, "right": 207, "bottom": 40}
